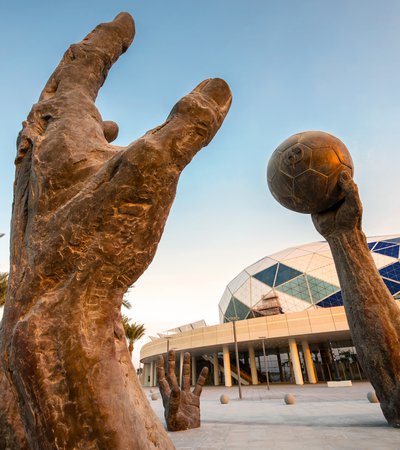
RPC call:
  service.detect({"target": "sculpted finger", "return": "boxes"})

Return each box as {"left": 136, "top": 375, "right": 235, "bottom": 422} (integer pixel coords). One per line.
{"left": 157, "top": 355, "right": 171, "bottom": 402}
{"left": 339, "top": 171, "right": 356, "bottom": 192}
{"left": 182, "top": 352, "right": 191, "bottom": 391}
{"left": 169, "top": 78, "right": 232, "bottom": 135}
{"left": 169, "top": 387, "right": 181, "bottom": 416}
{"left": 124, "top": 78, "right": 232, "bottom": 171}
{"left": 193, "top": 366, "right": 209, "bottom": 397}
{"left": 338, "top": 171, "right": 362, "bottom": 213}
{"left": 167, "top": 350, "right": 179, "bottom": 389}
{"left": 40, "top": 12, "right": 135, "bottom": 102}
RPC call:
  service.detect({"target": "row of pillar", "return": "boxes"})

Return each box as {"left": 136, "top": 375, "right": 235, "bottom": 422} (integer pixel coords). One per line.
{"left": 143, "top": 353, "right": 198, "bottom": 387}
{"left": 142, "top": 339, "right": 317, "bottom": 387}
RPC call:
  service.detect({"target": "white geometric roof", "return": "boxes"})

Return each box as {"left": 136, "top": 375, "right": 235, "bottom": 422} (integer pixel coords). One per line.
{"left": 219, "top": 235, "right": 400, "bottom": 323}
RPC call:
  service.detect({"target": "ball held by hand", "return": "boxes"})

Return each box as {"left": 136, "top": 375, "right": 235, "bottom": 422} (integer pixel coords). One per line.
{"left": 267, "top": 131, "right": 354, "bottom": 214}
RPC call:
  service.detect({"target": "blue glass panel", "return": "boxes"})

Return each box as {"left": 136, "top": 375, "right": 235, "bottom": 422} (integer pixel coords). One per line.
{"left": 383, "top": 237, "right": 400, "bottom": 244}
{"left": 382, "top": 278, "right": 400, "bottom": 295}
{"left": 233, "top": 298, "right": 250, "bottom": 320}
{"left": 276, "top": 275, "right": 311, "bottom": 302}
{"left": 379, "top": 262, "right": 400, "bottom": 282}
{"left": 306, "top": 275, "right": 339, "bottom": 301}
{"left": 316, "top": 291, "right": 343, "bottom": 308}
{"left": 224, "top": 298, "right": 237, "bottom": 321}
{"left": 367, "top": 242, "right": 377, "bottom": 250}
{"left": 253, "top": 264, "right": 278, "bottom": 286}
{"left": 374, "top": 245, "right": 399, "bottom": 259}
{"left": 275, "top": 263, "right": 303, "bottom": 286}
{"left": 373, "top": 241, "right": 395, "bottom": 250}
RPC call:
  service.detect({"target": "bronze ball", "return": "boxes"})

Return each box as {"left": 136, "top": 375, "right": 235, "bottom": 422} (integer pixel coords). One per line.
{"left": 267, "top": 131, "right": 354, "bottom": 214}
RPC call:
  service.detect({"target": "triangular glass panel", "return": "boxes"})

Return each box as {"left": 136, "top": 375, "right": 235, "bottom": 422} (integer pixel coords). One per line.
{"left": 275, "top": 263, "right": 303, "bottom": 286}
{"left": 276, "top": 275, "right": 311, "bottom": 302}
{"left": 300, "top": 242, "right": 329, "bottom": 253}
{"left": 269, "top": 247, "right": 298, "bottom": 261}
{"left": 280, "top": 247, "right": 312, "bottom": 260}
{"left": 227, "top": 270, "right": 249, "bottom": 294}
{"left": 374, "top": 245, "right": 399, "bottom": 259}
{"left": 245, "top": 257, "right": 276, "bottom": 276}
{"left": 316, "top": 291, "right": 343, "bottom": 308}
{"left": 374, "top": 241, "right": 396, "bottom": 251}
{"left": 253, "top": 264, "right": 278, "bottom": 286}
{"left": 233, "top": 279, "right": 251, "bottom": 305}
{"left": 278, "top": 291, "right": 311, "bottom": 311}
{"left": 249, "top": 278, "right": 273, "bottom": 308}
{"left": 233, "top": 297, "right": 250, "bottom": 320}
{"left": 383, "top": 237, "right": 400, "bottom": 244}
{"left": 379, "top": 262, "right": 400, "bottom": 282}
{"left": 382, "top": 278, "right": 400, "bottom": 295}
{"left": 306, "top": 275, "right": 338, "bottom": 301}
{"left": 219, "top": 287, "right": 232, "bottom": 311}
{"left": 224, "top": 298, "right": 237, "bottom": 321}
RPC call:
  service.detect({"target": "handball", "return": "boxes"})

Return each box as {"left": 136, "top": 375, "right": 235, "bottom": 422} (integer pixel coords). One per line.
{"left": 267, "top": 131, "right": 353, "bottom": 214}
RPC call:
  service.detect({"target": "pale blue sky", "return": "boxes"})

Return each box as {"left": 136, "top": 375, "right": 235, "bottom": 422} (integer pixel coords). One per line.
{"left": 1, "top": 1, "right": 400, "bottom": 364}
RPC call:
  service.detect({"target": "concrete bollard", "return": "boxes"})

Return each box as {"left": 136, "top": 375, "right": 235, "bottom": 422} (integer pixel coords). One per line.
{"left": 150, "top": 388, "right": 155, "bottom": 393}
{"left": 220, "top": 394, "right": 230, "bottom": 404}
{"left": 367, "top": 391, "right": 379, "bottom": 403}
{"left": 284, "top": 394, "right": 296, "bottom": 405}
{"left": 151, "top": 393, "right": 158, "bottom": 401}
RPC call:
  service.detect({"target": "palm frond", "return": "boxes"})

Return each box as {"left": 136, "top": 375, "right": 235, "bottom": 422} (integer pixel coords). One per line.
{"left": 122, "top": 298, "right": 132, "bottom": 309}
{"left": 123, "top": 319, "right": 146, "bottom": 344}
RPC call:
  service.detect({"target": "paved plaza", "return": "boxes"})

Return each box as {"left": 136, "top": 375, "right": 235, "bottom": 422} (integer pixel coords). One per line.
{"left": 146, "top": 382, "right": 400, "bottom": 449}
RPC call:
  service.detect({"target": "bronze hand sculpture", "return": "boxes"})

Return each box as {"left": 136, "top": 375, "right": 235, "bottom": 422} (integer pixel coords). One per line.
{"left": 157, "top": 350, "right": 208, "bottom": 431}
{"left": 312, "top": 172, "right": 400, "bottom": 428}
{"left": 0, "top": 12, "right": 231, "bottom": 449}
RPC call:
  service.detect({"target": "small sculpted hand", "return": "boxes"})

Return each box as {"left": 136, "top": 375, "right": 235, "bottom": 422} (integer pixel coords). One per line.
{"left": 312, "top": 171, "right": 362, "bottom": 240}
{"left": 157, "top": 350, "right": 208, "bottom": 431}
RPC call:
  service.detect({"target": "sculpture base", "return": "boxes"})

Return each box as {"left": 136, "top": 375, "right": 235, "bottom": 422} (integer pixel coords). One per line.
{"left": 327, "top": 381, "right": 352, "bottom": 388}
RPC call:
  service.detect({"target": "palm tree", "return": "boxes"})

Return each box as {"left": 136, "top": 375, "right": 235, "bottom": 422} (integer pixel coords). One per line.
{"left": 0, "top": 273, "right": 8, "bottom": 307}
{"left": 122, "top": 298, "right": 132, "bottom": 309}
{"left": 122, "top": 315, "right": 145, "bottom": 356}
{"left": 122, "top": 286, "right": 134, "bottom": 310}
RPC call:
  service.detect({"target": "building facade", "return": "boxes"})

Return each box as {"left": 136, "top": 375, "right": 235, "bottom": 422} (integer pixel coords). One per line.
{"left": 140, "top": 235, "right": 400, "bottom": 387}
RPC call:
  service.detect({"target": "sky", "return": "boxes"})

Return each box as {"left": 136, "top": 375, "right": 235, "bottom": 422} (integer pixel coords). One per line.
{"left": 1, "top": 1, "right": 400, "bottom": 366}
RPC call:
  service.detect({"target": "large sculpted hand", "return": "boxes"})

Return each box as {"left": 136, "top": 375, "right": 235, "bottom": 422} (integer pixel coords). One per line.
{"left": 311, "top": 171, "right": 400, "bottom": 427}
{"left": 311, "top": 171, "right": 362, "bottom": 239}
{"left": 0, "top": 12, "right": 231, "bottom": 450}
{"left": 157, "top": 351, "right": 208, "bottom": 431}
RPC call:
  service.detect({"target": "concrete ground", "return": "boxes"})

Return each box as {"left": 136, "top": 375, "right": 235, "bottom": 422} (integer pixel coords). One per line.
{"left": 145, "top": 382, "right": 400, "bottom": 449}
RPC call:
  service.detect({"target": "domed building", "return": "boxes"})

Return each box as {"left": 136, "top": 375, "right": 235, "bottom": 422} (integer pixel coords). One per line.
{"left": 140, "top": 235, "right": 400, "bottom": 388}
{"left": 219, "top": 236, "right": 400, "bottom": 322}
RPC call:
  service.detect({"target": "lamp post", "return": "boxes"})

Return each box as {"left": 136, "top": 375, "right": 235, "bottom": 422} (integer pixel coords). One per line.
{"left": 259, "top": 336, "right": 270, "bottom": 390}
{"left": 228, "top": 316, "right": 243, "bottom": 400}
{"left": 328, "top": 340, "right": 341, "bottom": 381}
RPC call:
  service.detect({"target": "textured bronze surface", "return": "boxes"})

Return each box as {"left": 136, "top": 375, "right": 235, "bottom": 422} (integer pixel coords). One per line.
{"left": 312, "top": 172, "right": 400, "bottom": 427}
{"left": 0, "top": 12, "right": 231, "bottom": 449}
{"left": 157, "top": 351, "right": 208, "bottom": 431}
{"left": 267, "top": 131, "right": 354, "bottom": 214}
